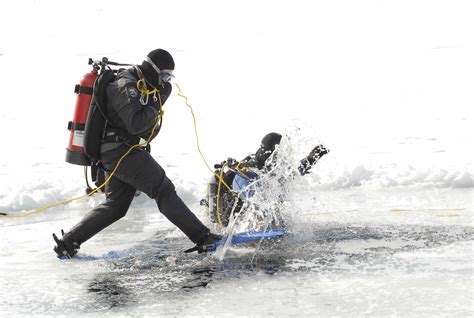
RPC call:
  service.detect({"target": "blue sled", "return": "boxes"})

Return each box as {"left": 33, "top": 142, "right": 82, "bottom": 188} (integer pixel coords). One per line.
{"left": 185, "top": 228, "right": 286, "bottom": 253}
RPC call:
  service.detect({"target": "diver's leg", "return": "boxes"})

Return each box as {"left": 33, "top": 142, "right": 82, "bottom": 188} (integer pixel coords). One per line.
{"left": 110, "top": 149, "right": 210, "bottom": 244}
{"left": 63, "top": 174, "right": 136, "bottom": 245}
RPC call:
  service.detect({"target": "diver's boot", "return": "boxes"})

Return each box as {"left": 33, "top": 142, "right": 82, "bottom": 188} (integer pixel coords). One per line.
{"left": 52, "top": 230, "right": 80, "bottom": 259}
{"left": 184, "top": 231, "right": 223, "bottom": 254}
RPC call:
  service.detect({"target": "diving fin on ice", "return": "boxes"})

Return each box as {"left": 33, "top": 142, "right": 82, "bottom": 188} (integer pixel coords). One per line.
{"left": 184, "top": 244, "right": 216, "bottom": 254}
{"left": 52, "top": 230, "right": 80, "bottom": 259}
{"left": 0, "top": 213, "right": 7, "bottom": 216}
{"left": 184, "top": 228, "right": 286, "bottom": 254}
{"left": 185, "top": 232, "right": 223, "bottom": 254}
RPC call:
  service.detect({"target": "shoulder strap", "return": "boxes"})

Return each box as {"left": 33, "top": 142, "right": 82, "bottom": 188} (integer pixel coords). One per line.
{"left": 92, "top": 69, "right": 116, "bottom": 124}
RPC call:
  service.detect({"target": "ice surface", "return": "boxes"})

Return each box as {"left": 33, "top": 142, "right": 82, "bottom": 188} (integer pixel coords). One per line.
{"left": 1, "top": 0, "right": 473, "bottom": 316}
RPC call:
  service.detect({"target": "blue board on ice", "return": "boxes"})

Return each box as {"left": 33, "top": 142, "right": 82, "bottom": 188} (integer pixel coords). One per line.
{"left": 188, "top": 228, "right": 286, "bottom": 253}
{"left": 60, "top": 229, "right": 286, "bottom": 259}
{"left": 225, "top": 228, "right": 286, "bottom": 245}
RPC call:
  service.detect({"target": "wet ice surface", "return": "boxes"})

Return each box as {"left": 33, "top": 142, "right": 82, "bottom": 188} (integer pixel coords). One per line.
{"left": 1, "top": 188, "right": 473, "bottom": 317}
{"left": 1, "top": 130, "right": 472, "bottom": 316}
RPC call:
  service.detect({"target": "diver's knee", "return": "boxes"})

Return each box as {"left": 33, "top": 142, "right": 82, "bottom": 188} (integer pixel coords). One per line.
{"left": 100, "top": 201, "right": 129, "bottom": 220}
{"left": 152, "top": 177, "right": 175, "bottom": 200}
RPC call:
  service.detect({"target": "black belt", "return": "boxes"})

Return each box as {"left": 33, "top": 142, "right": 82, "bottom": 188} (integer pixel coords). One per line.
{"left": 102, "top": 127, "right": 140, "bottom": 145}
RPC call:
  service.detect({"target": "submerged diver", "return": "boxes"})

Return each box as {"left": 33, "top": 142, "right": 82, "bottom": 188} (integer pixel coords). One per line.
{"left": 202, "top": 132, "right": 329, "bottom": 229}
{"left": 53, "top": 49, "right": 221, "bottom": 258}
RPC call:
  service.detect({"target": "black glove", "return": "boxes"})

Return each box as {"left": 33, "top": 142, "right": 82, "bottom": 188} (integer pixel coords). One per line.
{"left": 306, "top": 145, "right": 329, "bottom": 165}
{"left": 298, "top": 144, "right": 329, "bottom": 175}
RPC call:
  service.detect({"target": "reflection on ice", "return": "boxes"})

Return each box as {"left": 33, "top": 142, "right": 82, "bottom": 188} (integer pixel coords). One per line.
{"left": 88, "top": 276, "right": 136, "bottom": 309}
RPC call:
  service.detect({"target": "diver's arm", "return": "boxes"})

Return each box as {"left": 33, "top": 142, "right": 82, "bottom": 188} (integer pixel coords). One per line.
{"left": 298, "top": 145, "right": 329, "bottom": 175}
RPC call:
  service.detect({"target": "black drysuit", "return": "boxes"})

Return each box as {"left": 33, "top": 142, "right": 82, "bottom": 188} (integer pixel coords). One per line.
{"left": 64, "top": 69, "right": 209, "bottom": 246}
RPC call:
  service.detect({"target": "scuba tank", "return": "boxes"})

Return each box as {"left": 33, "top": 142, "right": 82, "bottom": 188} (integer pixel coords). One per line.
{"left": 65, "top": 57, "right": 133, "bottom": 193}
{"left": 65, "top": 57, "right": 132, "bottom": 166}
{"left": 65, "top": 69, "right": 98, "bottom": 166}
{"left": 205, "top": 161, "right": 240, "bottom": 227}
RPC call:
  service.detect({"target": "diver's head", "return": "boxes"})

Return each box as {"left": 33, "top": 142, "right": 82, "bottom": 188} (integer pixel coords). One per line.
{"left": 255, "top": 132, "right": 282, "bottom": 169}
{"left": 141, "top": 49, "right": 175, "bottom": 87}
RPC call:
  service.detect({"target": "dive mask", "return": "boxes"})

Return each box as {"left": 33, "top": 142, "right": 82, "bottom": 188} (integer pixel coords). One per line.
{"left": 145, "top": 56, "right": 175, "bottom": 84}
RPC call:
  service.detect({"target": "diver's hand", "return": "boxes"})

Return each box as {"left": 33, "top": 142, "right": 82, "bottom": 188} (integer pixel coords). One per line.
{"left": 298, "top": 145, "right": 329, "bottom": 175}
{"left": 306, "top": 144, "right": 329, "bottom": 165}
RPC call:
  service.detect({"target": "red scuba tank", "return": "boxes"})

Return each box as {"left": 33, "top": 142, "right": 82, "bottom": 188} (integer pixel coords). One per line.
{"left": 65, "top": 69, "right": 98, "bottom": 165}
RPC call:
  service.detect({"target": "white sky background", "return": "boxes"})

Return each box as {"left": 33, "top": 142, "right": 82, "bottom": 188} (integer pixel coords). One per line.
{"left": 0, "top": 0, "right": 472, "bottom": 169}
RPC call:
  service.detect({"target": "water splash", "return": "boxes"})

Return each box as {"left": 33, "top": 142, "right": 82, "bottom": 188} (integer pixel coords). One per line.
{"left": 216, "top": 125, "right": 324, "bottom": 260}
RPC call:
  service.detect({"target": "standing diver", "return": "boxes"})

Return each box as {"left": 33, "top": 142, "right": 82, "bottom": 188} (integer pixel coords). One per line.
{"left": 53, "top": 49, "right": 221, "bottom": 258}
